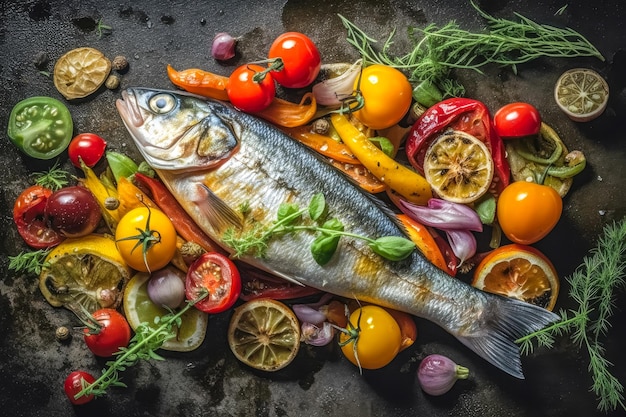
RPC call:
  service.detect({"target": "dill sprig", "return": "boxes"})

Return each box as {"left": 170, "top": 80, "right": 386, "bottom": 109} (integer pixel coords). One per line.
{"left": 516, "top": 218, "right": 626, "bottom": 412}
{"left": 32, "top": 161, "right": 70, "bottom": 190}
{"left": 74, "top": 290, "right": 208, "bottom": 401}
{"left": 8, "top": 249, "right": 50, "bottom": 275}
{"left": 339, "top": 0, "right": 603, "bottom": 97}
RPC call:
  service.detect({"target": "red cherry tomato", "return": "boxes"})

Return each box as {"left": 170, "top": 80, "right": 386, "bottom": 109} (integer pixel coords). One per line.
{"left": 13, "top": 185, "right": 64, "bottom": 248}
{"left": 186, "top": 252, "right": 241, "bottom": 313}
{"left": 64, "top": 370, "right": 96, "bottom": 405}
{"left": 227, "top": 64, "right": 276, "bottom": 113}
{"left": 493, "top": 102, "right": 542, "bottom": 138}
{"left": 83, "top": 308, "right": 132, "bottom": 357}
{"left": 497, "top": 180, "right": 562, "bottom": 244}
{"left": 68, "top": 133, "right": 107, "bottom": 168}
{"left": 268, "top": 32, "right": 321, "bottom": 88}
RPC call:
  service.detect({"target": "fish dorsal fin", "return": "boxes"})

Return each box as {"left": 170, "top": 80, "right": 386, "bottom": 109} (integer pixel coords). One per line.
{"left": 195, "top": 183, "right": 243, "bottom": 234}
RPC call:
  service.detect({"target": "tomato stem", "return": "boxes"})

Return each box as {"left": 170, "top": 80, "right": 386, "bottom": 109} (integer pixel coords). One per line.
{"left": 115, "top": 199, "right": 162, "bottom": 272}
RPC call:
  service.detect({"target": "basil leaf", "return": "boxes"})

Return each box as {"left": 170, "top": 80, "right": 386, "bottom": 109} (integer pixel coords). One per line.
{"left": 277, "top": 203, "right": 300, "bottom": 224}
{"left": 309, "top": 192, "right": 327, "bottom": 221}
{"left": 106, "top": 151, "right": 138, "bottom": 182}
{"left": 321, "top": 218, "right": 344, "bottom": 234}
{"left": 311, "top": 234, "right": 341, "bottom": 266}
{"left": 475, "top": 195, "right": 496, "bottom": 224}
{"left": 370, "top": 236, "right": 415, "bottom": 261}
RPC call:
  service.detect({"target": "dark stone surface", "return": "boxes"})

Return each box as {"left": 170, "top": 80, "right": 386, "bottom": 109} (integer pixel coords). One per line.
{"left": 1, "top": 1, "right": 625, "bottom": 416}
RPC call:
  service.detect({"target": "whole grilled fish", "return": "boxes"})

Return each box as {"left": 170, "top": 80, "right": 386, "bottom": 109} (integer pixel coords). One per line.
{"left": 116, "top": 88, "right": 558, "bottom": 378}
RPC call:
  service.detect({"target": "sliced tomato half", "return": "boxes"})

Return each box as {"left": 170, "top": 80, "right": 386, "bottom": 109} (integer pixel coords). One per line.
{"left": 186, "top": 252, "right": 241, "bottom": 313}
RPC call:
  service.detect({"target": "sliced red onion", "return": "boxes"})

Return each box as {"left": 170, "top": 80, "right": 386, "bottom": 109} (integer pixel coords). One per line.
{"left": 211, "top": 32, "right": 237, "bottom": 61}
{"left": 301, "top": 322, "right": 334, "bottom": 346}
{"left": 445, "top": 229, "right": 477, "bottom": 265}
{"left": 312, "top": 59, "right": 362, "bottom": 106}
{"left": 417, "top": 354, "right": 469, "bottom": 396}
{"left": 399, "top": 198, "right": 483, "bottom": 232}
{"left": 292, "top": 304, "right": 327, "bottom": 325}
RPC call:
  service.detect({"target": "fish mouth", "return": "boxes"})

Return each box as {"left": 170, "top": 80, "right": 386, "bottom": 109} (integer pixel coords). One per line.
{"left": 116, "top": 89, "right": 144, "bottom": 130}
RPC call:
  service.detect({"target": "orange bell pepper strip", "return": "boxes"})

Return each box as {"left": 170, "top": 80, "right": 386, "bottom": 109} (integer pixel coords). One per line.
{"left": 166, "top": 65, "right": 229, "bottom": 101}
{"left": 331, "top": 113, "right": 432, "bottom": 205}
{"left": 282, "top": 124, "right": 359, "bottom": 164}
{"left": 254, "top": 93, "right": 317, "bottom": 128}
{"left": 397, "top": 214, "right": 456, "bottom": 276}
{"left": 133, "top": 173, "right": 220, "bottom": 253}
{"left": 328, "top": 159, "right": 387, "bottom": 194}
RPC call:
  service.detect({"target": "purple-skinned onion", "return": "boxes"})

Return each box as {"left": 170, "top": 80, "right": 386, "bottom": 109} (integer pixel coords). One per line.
{"left": 301, "top": 321, "right": 334, "bottom": 346}
{"left": 211, "top": 32, "right": 237, "bottom": 61}
{"left": 147, "top": 267, "right": 186, "bottom": 309}
{"left": 293, "top": 304, "right": 327, "bottom": 325}
{"left": 417, "top": 354, "right": 469, "bottom": 396}
{"left": 445, "top": 229, "right": 477, "bottom": 265}
{"left": 399, "top": 198, "right": 483, "bottom": 232}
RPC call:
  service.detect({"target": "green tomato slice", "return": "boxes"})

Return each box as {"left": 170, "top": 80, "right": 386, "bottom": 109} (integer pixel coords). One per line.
{"left": 7, "top": 96, "right": 73, "bottom": 159}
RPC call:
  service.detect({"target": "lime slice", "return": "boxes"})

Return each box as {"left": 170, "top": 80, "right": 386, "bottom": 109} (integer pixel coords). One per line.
{"left": 54, "top": 47, "right": 111, "bottom": 100}
{"left": 554, "top": 68, "right": 609, "bottom": 122}
{"left": 123, "top": 272, "right": 209, "bottom": 352}
{"left": 423, "top": 130, "right": 494, "bottom": 204}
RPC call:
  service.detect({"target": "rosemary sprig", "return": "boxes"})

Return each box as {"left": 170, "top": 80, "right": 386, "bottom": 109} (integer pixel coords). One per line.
{"left": 32, "top": 161, "right": 70, "bottom": 190}
{"left": 74, "top": 290, "right": 208, "bottom": 401}
{"left": 222, "top": 193, "right": 415, "bottom": 265}
{"left": 8, "top": 249, "right": 50, "bottom": 275}
{"left": 339, "top": 0, "right": 603, "bottom": 97}
{"left": 516, "top": 218, "right": 626, "bottom": 412}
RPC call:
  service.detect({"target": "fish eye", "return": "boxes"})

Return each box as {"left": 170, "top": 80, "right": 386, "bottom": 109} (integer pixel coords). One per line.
{"left": 148, "top": 93, "right": 176, "bottom": 114}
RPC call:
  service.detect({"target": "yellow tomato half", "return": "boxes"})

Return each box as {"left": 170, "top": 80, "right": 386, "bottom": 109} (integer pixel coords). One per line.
{"left": 353, "top": 64, "right": 412, "bottom": 130}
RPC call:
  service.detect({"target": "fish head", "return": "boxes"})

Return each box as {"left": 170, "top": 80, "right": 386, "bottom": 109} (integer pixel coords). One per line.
{"left": 116, "top": 87, "right": 238, "bottom": 171}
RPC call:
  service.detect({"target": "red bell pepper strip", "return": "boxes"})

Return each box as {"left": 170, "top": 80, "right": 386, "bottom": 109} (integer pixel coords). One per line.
{"left": 405, "top": 97, "right": 510, "bottom": 195}
{"left": 133, "top": 173, "right": 221, "bottom": 253}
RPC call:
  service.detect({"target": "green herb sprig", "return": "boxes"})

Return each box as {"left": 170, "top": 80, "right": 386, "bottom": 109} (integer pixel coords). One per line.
{"left": 223, "top": 193, "right": 415, "bottom": 265}
{"left": 32, "top": 161, "right": 70, "bottom": 190}
{"left": 8, "top": 249, "right": 50, "bottom": 275}
{"left": 517, "top": 218, "right": 626, "bottom": 413}
{"left": 74, "top": 290, "right": 208, "bottom": 401}
{"left": 339, "top": 0, "right": 603, "bottom": 97}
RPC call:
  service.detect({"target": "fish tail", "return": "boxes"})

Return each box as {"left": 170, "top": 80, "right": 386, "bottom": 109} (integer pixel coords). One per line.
{"left": 457, "top": 296, "right": 560, "bottom": 379}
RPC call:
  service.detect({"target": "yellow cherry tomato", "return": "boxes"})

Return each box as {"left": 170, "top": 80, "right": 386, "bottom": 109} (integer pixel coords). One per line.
{"left": 339, "top": 305, "right": 402, "bottom": 370}
{"left": 115, "top": 206, "right": 178, "bottom": 272}
{"left": 353, "top": 64, "right": 413, "bottom": 130}
{"left": 496, "top": 180, "right": 563, "bottom": 245}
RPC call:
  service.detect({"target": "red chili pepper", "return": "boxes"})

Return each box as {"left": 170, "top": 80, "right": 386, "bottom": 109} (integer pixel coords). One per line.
{"left": 405, "top": 98, "right": 510, "bottom": 195}
{"left": 133, "top": 173, "right": 220, "bottom": 253}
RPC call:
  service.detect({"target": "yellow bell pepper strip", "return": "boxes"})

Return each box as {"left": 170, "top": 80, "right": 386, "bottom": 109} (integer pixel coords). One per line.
{"left": 329, "top": 159, "right": 387, "bottom": 194}
{"left": 282, "top": 124, "right": 359, "bottom": 164}
{"left": 331, "top": 113, "right": 432, "bottom": 205}
{"left": 79, "top": 161, "right": 121, "bottom": 232}
{"left": 166, "top": 65, "right": 230, "bottom": 101}
{"left": 254, "top": 93, "right": 317, "bottom": 128}
{"left": 115, "top": 176, "right": 157, "bottom": 218}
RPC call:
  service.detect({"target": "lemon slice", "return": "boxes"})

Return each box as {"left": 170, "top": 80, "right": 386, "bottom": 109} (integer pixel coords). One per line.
{"left": 554, "top": 68, "right": 609, "bottom": 122}
{"left": 54, "top": 47, "right": 111, "bottom": 100}
{"left": 123, "top": 272, "right": 209, "bottom": 352}
{"left": 39, "top": 234, "right": 131, "bottom": 312}
{"left": 472, "top": 244, "right": 559, "bottom": 311}
{"left": 423, "top": 130, "right": 494, "bottom": 204}
{"left": 227, "top": 299, "right": 301, "bottom": 372}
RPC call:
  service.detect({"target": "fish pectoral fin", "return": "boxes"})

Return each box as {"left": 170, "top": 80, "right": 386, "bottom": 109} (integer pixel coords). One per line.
{"left": 195, "top": 183, "right": 243, "bottom": 234}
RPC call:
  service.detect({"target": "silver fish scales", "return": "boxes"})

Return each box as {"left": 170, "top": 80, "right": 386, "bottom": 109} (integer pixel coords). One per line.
{"left": 116, "top": 87, "right": 559, "bottom": 378}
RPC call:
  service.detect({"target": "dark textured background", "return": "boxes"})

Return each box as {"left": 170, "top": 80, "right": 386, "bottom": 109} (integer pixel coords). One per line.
{"left": 1, "top": 1, "right": 625, "bottom": 416}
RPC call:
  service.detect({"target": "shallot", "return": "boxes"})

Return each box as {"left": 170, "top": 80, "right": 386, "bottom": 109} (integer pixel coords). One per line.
{"left": 312, "top": 60, "right": 362, "bottom": 106}
{"left": 147, "top": 267, "right": 186, "bottom": 309}
{"left": 211, "top": 32, "right": 237, "bottom": 61}
{"left": 417, "top": 354, "right": 469, "bottom": 396}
